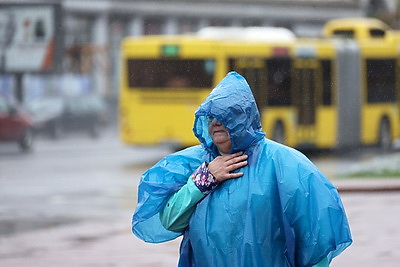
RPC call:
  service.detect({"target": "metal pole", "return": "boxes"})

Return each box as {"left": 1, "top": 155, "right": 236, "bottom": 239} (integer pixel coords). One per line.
{"left": 15, "top": 73, "right": 23, "bottom": 103}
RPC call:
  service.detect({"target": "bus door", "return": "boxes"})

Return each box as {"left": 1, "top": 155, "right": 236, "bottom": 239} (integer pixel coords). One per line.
{"left": 293, "top": 58, "right": 318, "bottom": 146}
{"left": 229, "top": 58, "right": 267, "bottom": 111}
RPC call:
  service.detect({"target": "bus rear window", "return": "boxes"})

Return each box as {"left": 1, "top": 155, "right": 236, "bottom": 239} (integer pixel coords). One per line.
{"left": 127, "top": 59, "right": 214, "bottom": 89}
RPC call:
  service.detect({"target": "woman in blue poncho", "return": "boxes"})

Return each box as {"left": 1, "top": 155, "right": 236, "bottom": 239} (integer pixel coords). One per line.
{"left": 132, "top": 72, "right": 352, "bottom": 267}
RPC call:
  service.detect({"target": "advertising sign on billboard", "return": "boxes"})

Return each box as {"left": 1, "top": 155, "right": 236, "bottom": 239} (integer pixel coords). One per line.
{"left": 0, "top": 4, "right": 62, "bottom": 74}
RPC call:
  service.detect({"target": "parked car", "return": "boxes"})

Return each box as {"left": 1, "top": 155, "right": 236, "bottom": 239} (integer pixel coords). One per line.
{"left": 27, "top": 94, "right": 109, "bottom": 139}
{"left": 0, "top": 96, "right": 34, "bottom": 152}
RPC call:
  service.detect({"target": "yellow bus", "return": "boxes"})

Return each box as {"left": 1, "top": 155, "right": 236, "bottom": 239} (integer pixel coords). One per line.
{"left": 287, "top": 18, "right": 400, "bottom": 150}
{"left": 119, "top": 18, "right": 400, "bottom": 150}
{"left": 119, "top": 27, "right": 295, "bottom": 148}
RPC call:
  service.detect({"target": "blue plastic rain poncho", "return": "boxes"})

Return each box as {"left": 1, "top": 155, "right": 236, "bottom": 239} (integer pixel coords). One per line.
{"left": 132, "top": 72, "right": 352, "bottom": 266}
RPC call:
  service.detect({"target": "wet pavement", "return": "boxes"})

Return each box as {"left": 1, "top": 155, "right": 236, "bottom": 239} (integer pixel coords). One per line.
{"left": 1, "top": 130, "right": 400, "bottom": 266}
{"left": 329, "top": 191, "right": 400, "bottom": 267}
{"left": 1, "top": 191, "right": 400, "bottom": 267}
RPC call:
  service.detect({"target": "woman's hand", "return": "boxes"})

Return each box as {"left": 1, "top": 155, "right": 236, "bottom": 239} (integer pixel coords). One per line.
{"left": 208, "top": 151, "right": 248, "bottom": 183}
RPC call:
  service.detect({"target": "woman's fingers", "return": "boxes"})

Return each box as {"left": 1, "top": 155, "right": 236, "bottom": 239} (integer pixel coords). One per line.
{"left": 228, "top": 172, "right": 244, "bottom": 178}
{"left": 224, "top": 151, "right": 243, "bottom": 160}
{"left": 226, "top": 159, "right": 248, "bottom": 172}
{"left": 227, "top": 154, "right": 248, "bottom": 164}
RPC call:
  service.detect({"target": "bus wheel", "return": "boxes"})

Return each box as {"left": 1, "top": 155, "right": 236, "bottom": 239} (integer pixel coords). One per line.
{"left": 378, "top": 119, "right": 391, "bottom": 151}
{"left": 272, "top": 122, "right": 285, "bottom": 144}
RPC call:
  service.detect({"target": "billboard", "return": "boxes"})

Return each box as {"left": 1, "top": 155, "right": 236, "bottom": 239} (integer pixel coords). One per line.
{"left": 0, "top": 3, "right": 63, "bottom": 74}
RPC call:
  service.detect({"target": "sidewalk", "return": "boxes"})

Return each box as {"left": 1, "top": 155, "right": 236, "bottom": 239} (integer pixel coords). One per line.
{"left": 1, "top": 180, "right": 400, "bottom": 267}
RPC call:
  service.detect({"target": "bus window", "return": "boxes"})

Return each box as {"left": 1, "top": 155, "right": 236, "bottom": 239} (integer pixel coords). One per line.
{"left": 294, "top": 68, "right": 316, "bottom": 125}
{"left": 266, "top": 59, "right": 292, "bottom": 106}
{"left": 366, "top": 59, "right": 396, "bottom": 103}
{"left": 332, "top": 30, "right": 354, "bottom": 38}
{"left": 240, "top": 68, "right": 266, "bottom": 110}
{"left": 127, "top": 59, "right": 214, "bottom": 89}
{"left": 228, "top": 58, "right": 267, "bottom": 109}
{"left": 370, "top": 29, "right": 385, "bottom": 38}
{"left": 321, "top": 60, "right": 332, "bottom": 106}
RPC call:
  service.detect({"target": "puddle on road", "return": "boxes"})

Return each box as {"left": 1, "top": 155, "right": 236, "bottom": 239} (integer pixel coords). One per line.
{"left": 69, "top": 229, "right": 123, "bottom": 245}
{"left": 0, "top": 216, "right": 82, "bottom": 238}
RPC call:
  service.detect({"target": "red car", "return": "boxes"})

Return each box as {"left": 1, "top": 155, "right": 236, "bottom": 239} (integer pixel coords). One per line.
{"left": 0, "top": 96, "right": 34, "bottom": 152}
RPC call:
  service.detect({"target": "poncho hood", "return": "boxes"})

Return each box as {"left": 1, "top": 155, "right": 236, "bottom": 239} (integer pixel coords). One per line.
{"left": 193, "top": 71, "right": 265, "bottom": 155}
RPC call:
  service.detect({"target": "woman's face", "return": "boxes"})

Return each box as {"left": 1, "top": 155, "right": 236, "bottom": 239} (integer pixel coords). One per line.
{"left": 208, "top": 117, "right": 231, "bottom": 154}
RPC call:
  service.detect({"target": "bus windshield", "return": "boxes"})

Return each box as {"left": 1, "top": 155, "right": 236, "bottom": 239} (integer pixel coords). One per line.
{"left": 127, "top": 59, "right": 215, "bottom": 89}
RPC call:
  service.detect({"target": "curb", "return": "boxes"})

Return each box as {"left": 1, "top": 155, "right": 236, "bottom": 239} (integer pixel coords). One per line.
{"left": 338, "top": 185, "right": 400, "bottom": 193}
{"left": 333, "top": 179, "right": 400, "bottom": 193}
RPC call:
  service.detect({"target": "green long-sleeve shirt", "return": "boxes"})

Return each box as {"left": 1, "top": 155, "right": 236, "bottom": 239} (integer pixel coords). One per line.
{"left": 159, "top": 177, "right": 204, "bottom": 233}
{"left": 159, "top": 175, "right": 329, "bottom": 267}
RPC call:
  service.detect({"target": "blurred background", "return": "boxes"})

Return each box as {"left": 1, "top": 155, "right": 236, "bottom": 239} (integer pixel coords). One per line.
{"left": 1, "top": 0, "right": 400, "bottom": 266}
